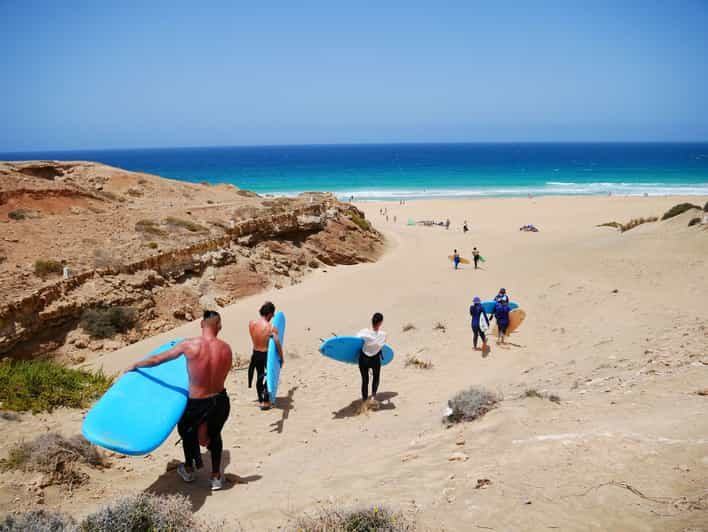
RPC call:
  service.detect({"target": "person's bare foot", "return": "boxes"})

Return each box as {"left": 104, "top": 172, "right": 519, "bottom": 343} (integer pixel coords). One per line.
{"left": 261, "top": 401, "right": 272, "bottom": 410}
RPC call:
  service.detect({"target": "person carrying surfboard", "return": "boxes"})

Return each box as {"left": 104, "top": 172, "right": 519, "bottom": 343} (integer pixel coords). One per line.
{"left": 453, "top": 249, "right": 461, "bottom": 270}
{"left": 469, "top": 297, "right": 489, "bottom": 353}
{"left": 357, "top": 312, "right": 387, "bottom": 407}
{"left": 248, "top": 301, "right": 283, "bottom": 411}
{"left": 492, "top": 299, "right": 511, "bottom": 344}
{"left": 472, "top": 247, "right": 481, "bottom": 269}
{"left": 124, "top": 310, "right": 233, "bottom": 491}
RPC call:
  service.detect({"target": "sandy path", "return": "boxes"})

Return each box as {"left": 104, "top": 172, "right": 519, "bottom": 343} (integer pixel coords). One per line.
{"left": 3, "top": 195, "right": 707, "bottom": 531}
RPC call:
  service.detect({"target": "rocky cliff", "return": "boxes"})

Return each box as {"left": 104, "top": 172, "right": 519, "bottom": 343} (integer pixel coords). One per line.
{"left": 0, "top": 161, "right": 383, "bottom": 360}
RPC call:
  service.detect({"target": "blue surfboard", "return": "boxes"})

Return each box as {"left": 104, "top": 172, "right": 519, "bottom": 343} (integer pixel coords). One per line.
{"left": 319, "top": 336, "right": 395, "bottom": 366}
{"left": 82, "top": 339, "right": 188, "bottom": 455}
{"left": 266, "top": 311, "right": 285, "bottom": 404}
{"left": 482, "top": 300, "right": 519, "bottom": 315}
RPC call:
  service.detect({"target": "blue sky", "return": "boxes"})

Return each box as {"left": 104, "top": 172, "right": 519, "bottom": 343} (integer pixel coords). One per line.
{"left": 1, "top": 1, "right": 707, "bottom": 151}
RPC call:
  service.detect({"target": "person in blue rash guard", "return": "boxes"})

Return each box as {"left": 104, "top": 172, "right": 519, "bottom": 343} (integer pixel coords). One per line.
{"left": 493, "top": 299, "right": 511, "bottom": 344}
{"left": 494, "top": 287, "right": 509, "bottom": 304}
{"left": 469, "top": 297, "right": 489, "bottom": 352}
{"left": 453, "top": 249, "right": 460, "bottom": 270}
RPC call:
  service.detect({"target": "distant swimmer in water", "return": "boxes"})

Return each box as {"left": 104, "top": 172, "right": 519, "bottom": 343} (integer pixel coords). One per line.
{"left": 357, "top": 312, "right": 387, "bottom": 408}
{"left": 248, "top": 301, "right": 283, "bottom": 410}
{"left": 469, "top": 297, "right": 490, "bottom": 353}
{"left": 125, "top": 310, "right": 232, "bottom": 490}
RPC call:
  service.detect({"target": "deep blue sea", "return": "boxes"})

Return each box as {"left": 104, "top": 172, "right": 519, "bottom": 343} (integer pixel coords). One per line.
{"left": 3, "top": 143, "right": 708, "bottom": 200}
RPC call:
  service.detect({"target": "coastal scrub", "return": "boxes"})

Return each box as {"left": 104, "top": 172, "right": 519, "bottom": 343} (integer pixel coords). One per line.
{"left": 445, "top": 387, "right": 501, "bottom": 425}
{"left": 290, "top": 506, "right": 416, "bottom": 532}
{"left": 0, "top": 359, "right": 112, "bottom": 412}
{"left": 661, "top": 202, "right": 701, "bottom": 221}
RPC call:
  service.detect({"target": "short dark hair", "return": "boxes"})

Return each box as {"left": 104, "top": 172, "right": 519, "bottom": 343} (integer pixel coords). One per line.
{"left": 260, "top": 301, "right": 275, "bottom": 317}
{"left": 203, "top": 310, "right": 221, "bottom": 324}
{"left": 372, "top": 312, "right": 383, "bottom": 326}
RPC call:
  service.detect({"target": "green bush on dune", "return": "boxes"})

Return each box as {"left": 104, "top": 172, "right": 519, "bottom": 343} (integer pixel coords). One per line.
{"left": 0, "top": 359, "right": 113, "bottom": 412}
{"left": 661, "top": 202, "right": 701, "bottom": 221}
{"left": 34, "top": 259, "right": 63, "bottom": 277}
{"left": 349, "top": 212, "right": 371, "bottom": 231}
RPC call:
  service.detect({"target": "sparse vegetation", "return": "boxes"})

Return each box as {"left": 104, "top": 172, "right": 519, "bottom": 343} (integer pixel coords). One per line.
{"left": 661, "top": 202, "right": 701, "bottom": 221}
{"left": 0, "top": 509, "right": 76, "bottom": 531}
{"left": 523, "top": 389, "right": 561, "bottom": 404}
{"left": 405, "top": 355, "right": 433, "bottom": 369}
{"left": 0, "top": 359, "right": 113, "bottom": 412}
{"left": 164, "top": 216, "right": 208, "bottom": 233}
{"left": 349, "top": 212, "right": 371, "bottom": 231}
{"left": 445, "top": 387, "right": 500, "bottom": 425}
{"left": 688, "top": 217, "right": 701, "bottom": 227}
{"left": 402, "top": 323, "right": 416, "bottom": 332}
{"left": 135, "top": 219, "right": 167, "bottom": 237}
{"left": 0, "top": 433, "right": 106, "bottom": 488}
{"left": 93, "top": 248, "right": 123, "bottom": 269}
{"left": 1, "top": 493, "right": 218, "bottom": 532}
{"left": 81, "top": 306, "right": 137, "bottom": 338}
{"left": 289, "top": 506, "right": 415, "bottom": 532}
{"left": 433, "top": 322, "right": 446, "bottom": 332}
{"left": 598, "top": 217, "right": 658, "bottom": 232}
{"left": 8, "top": 208, "right": 40, "bottom": 220}
{"left": 146, "top": 241, "right": 159, "bottom": 249}
{"left": 34, "top": 259, "right": 63, "bottom": 277}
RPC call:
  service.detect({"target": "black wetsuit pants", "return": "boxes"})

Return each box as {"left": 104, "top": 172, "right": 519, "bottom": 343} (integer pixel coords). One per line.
{"left": 177, "top": 389, "right": 230, "bottom": 474}
{"left": 359, "top": 351, "right": 381, "bottom": 401}
{"left": 472, "top": 325, "right": 486, "bottom": 347}
{"left": 248, "top": 350, "right": 269, "bottom": 403}
{"left": 473, "top": 256, "right": 479, "bottom": 269}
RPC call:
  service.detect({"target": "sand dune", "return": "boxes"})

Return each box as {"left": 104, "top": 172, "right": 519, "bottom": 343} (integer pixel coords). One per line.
{"left": 1, "top": 195, "right": 707, "bottom": 531}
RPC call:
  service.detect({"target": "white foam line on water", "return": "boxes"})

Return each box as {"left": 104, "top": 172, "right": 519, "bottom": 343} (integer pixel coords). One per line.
{"left": 512, "top": 432, "right": 708, "bottom": 445}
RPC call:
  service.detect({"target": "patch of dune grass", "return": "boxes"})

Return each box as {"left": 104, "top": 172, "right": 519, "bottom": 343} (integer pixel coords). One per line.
{"left": 0, "top": 359, "right": 113, "bottom": 413}
{"left": 405, "top": 355, "right": 433, "bottom": 369}
{"left": 661, "top": 202, "right": 701, "bottom": 221}
{"left": 598, "top": 217, "right": 657, "bottom": 232}
{"left": 0, "top": 433, "right": 106, "bottom": 488}
{"left": 402, "top": 323, "right": 416, "bottom": 332}
{"left": 523, "top": 389, "right": 561, "bottom": 404}
{"left": 164, "top": 216, "right": 208, "bottom": 233}
{"left": 445, "top": 387, "right": 500, "bottom": 425}
{"left": 349, "top": 212, "right": 371, "bottom": 231}
{"left": 290, "top": 506, "right": 415, "bottom": 532}
{"left": 34, "top": 259, "right": 63, "bottom": 277}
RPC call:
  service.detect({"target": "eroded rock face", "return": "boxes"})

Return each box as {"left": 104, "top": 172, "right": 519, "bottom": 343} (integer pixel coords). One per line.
{"left": 0, "top": 161, "right": 383, "bottom": 359}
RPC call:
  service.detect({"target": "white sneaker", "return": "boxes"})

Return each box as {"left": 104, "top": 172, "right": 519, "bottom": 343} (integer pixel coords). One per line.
{"left": 177, "top": 464, "right": 195, "bottom": 483}
{"left": 210, "top": 475, "right": 223, "bottom": 491}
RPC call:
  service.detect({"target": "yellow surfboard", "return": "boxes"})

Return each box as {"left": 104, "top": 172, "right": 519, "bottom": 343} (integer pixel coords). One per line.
{"left": 448, "top": 255, "right": 470, "bottom": 264}
{"left": 492, "top": 308, "right": 526, "bottom": 335}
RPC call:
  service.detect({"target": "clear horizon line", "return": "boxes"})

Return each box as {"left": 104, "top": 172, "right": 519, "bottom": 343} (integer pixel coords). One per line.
{"left": 3, "top": 139, "right": 708, "bottom": 156}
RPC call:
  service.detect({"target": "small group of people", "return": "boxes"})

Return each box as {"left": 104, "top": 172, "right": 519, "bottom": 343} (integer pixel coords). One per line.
{"left": 469, "top": 288, "right": 512, "bottom": 353}
{"left": 124, "top": 302, "right": 387, "bottom": 491}
{"left": 451, "top": 247, "right": 482, "bottom": 270}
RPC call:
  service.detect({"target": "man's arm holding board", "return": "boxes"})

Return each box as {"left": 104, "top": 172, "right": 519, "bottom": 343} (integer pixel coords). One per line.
{"left": 124, "top": 340, "right": 191, "bottom": 374}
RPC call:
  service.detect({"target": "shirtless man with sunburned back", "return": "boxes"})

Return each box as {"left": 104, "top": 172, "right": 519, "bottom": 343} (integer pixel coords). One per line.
{"left": 125, "top": 310, "right": 232, "bottom": 491}
{"left": 248, "top": 301, "right": 283, "bottom": 410}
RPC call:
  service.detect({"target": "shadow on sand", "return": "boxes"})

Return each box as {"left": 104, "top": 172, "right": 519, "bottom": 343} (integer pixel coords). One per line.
{"left": 145, "top": 450, "right": 261, "bottom": 511}
{"left": 332, "top": 391, "right": 398, "bottom": 419}
{"left": 270, "top": 386, "right": 298, "bottom": 434}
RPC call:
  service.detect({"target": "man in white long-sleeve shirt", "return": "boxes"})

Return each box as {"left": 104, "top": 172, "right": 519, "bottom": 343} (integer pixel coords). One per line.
{"left": 357, "top": 312, "right": 386, "bottom": 406}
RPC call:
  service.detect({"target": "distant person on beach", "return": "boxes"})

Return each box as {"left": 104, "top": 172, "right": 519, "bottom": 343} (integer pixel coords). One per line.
{"left": 472, "top": 247, "right": 480, "bottom": 269}
{"left": 445, "top": 218, "right": 450, "bottom": 230}
{"left": 463, "top": 221, "right": 469, "bottom": 233}
{"left": 469, "top": 297, "right": 489, "bottom": 352}
{"left": 453, "top": 249, "right": 460, "bottom": 270}
{"left": 493, "top": 299, "right": 511, "bottom": 344}
{"left": 393, "top": 215, "right": 397, "bottom": 223}
{"left": 357, "top": 312, "right": 387, "bottom": 407}
{"left": 124, "top": 310, "right": 232, "bottom": 490}
{"left": 494, "top": 288, "right": 509, "bottom": 304}
{"left": 248, "top": 301, "right": 283, "bottom": 411}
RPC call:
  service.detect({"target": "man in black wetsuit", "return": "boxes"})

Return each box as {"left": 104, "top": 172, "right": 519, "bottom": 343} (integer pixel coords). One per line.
{"left": 248, "top": 301, "right": 283, "bottom": 410}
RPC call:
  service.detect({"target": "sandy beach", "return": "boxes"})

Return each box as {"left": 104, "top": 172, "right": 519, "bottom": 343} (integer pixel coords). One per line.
{"left": 2, "top": 195, "right": 707, "bottom": 531}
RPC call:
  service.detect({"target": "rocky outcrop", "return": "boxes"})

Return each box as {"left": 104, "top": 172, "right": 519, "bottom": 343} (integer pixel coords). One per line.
{"left": 0, "top": 193, "right": 383, "bottom": 358}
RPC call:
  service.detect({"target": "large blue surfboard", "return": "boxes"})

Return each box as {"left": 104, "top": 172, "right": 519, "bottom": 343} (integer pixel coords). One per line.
{"left": 82, "top": 339, "right": 188, "bottom": 455}
{"left": 319, "top": 336, "right": 395, "bottom": 366}
{"left": 482, "top": 300, "right": 519, "bottom": 315}
{"left": 266, "top": 311, "right": 285, "bottom": 404}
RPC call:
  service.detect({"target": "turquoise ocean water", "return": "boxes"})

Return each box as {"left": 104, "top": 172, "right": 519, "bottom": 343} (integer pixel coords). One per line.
{"left": 3, "top": 143, "right": 708, "bottom": 200}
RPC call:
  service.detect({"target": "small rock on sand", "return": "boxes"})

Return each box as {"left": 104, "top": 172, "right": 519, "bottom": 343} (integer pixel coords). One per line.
{"left": 448, "top": 452, "right": 469, "bottom": 462}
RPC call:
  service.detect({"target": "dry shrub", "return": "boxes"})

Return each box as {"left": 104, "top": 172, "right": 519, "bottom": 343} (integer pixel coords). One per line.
{"left": 135, "top": 219, "right": 166, "bottom": 237}
{"left": 621, "top": 216, "right": 657, "bottom": 231}
{"left": 290, "top": 506, "right": 415, "bottom": 532}
{"left": 0, "top": 434, "right": 107, "bottom": 489}
{"left": 164, "top": 216, "right": 208, "bottom": 233}
{"left": 688, "top": 217, "right": 701, "bottom": 227}
{"left": 405, "top": 355, "right": 433, "bottom": 369}
{"left": 81, "top": 493, "right": 214, "bottom": 532}
{"left": 93, "top": 248, "right": 123, "bottom": 270}
{"left": 597, "top": 221, "right": 621, "bottom": 229}
{"left": 523, "top": 389, "right": 561, "bottom": 403}
{"left": 661, "top": 202, "right": 700, "bottom": 221}
{"left": 402, "top": 323, "right": 416, "bottom": 332}
{"left": 445, "top": 387, "right": 500, "bottom": 425}
{"left": 433, "top": 322, "right": 446, "bottom": 332}
{"left": 8, "top": 209, "right": 41, "bottom": 220}
{"left": 34, "top": 259, "right": 63, "bottom": 277}
{"left": 0, "top": 509, "right": 75, "bottom": 531}
{"left": 81, "top": 306, "right": 137, "bottom": 338}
